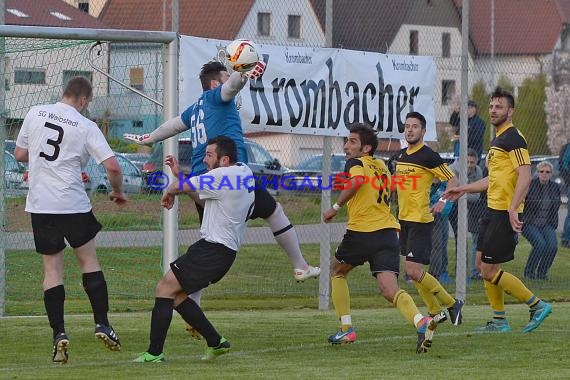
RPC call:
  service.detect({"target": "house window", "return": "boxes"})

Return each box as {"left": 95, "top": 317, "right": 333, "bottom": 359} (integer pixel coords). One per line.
{"left": 63, "top": 70, "right": 93, "bottom": 87}
{"left": 442, "top": 80, "right": 456, "bottom": 105}
{"left": 14, "top": 69, "right": 46, "bottom": 85}
{"left": 133, "top": 120, "right": 143, "bottom": 128}
{"left": 257, "top": 12, "right": 271, "bottom": 37}
{"left": 409, "top": 30, "right": 419, "bottom": 55}
{"left": 288, "top": 15, "right": 301, "bottom": 39}
{"left": 78, "top": 2, "right": 89, "bottom": 13}
{"left": 130, "top": 67, "right": 144, "bottom": 91}
{"left": 442, "top": 33, "right": 451, "bottom": 58}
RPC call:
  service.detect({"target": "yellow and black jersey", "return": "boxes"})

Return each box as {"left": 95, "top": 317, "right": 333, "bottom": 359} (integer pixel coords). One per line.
{"left": 487, "top": 124, "right": 530, "bottom": 212}
{"left": 395, "top": 143, "right": 455, "bottom": 223}
{"left": 344, "top": 155, "right": 400, "bottom": 232}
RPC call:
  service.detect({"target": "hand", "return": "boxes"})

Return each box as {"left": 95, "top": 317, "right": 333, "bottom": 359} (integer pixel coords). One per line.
{"left": 451, "top": 134, "right": 460, "bottom": 142}
{"left": 109, "top": 191, "right": 127, "bottom": 206}
{"left": 430, "top": 200, "right": 446, "bottom": 214}
{"left": 161, "top": 191, "right": 176, "bottom": 210}
{"left": 165, "top": 155, "right": 180, "bottom": 177}
{"left": 508, "top": 209, "right": 523, "bottom": 233}
{"left": 244, "top": 61, "right": 266, "bottom": 80}
{"left": 442, "top": 187, "right": 465, "bottom": 202}
{"left": 323, "top": 208, "right": 337, "bottom": 223}
{"left": 124, "top": 133, "right": 153, "bottom": 145}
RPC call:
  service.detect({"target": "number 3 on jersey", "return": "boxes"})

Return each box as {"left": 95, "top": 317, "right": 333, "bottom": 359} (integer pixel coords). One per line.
{"left": 39, "top": 122, "right": 64, "bottom": 161}
{"left": 189, "top": 104, "right": 207, "bottom": 148}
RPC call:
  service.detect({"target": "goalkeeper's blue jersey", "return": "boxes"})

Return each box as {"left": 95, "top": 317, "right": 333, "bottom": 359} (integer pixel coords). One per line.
{"left": 181, "top": 85, "right": 247, "bottom": 175}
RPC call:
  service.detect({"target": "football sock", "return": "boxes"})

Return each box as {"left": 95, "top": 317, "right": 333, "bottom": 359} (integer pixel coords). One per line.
{"left": 483, "top": 279, "right": 505, "bottom": 317}
{"left": 266, "top": 203, "right": 308, "bottom": 269}
{"left": 175, "top": 298, "right": 222, "bottom": 347}
{"left": 393, "top": 289, "right": 422, "bottom": 326}
{"left": 44, "top": 285, "right": 65, "bottom": 339}
{"left": 82, "top": 271, "right": 110, "bottom": 326}
{"left": 331, "top": 275, "right": 351, "bottom": 330}
{"left": 148, "top": 297, "right": 174, "bottom": 356}
{"left": 413, "top": 281, "right": 442, "bottom": 315}
{"left": 492, "top": 270, "right": 536, "bottom": 304}
{"left": 417, "top": 271, "right": 455, "bottom": 309}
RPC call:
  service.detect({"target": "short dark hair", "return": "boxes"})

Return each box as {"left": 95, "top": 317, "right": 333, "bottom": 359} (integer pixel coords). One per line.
{"left": 348, "top": 123, "right": 378, "bottom": 155}
{"left": 491, "top": 86, "right": 515, "bottom": 108}
{"left": 207, "top": 135, "right": 238, "bottom": 163}
{"left": 405, "top": 111, "right": 427, "bottom": 129}
{"left": 199, "top": 61, "right": 227, "bottom": 90}
{"left": 63, "top": 76, "right": 92, "bottom": 99}
{"left": 467, "top": 148, "right": 478, "bottom": 159}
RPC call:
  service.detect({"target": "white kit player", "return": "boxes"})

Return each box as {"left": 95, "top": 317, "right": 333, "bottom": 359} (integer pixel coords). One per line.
{"left": 134, "top": 136, "right": 254, "bottom": 362}
{"left": 14, "top": 76, "right": 126, "bottom": 364}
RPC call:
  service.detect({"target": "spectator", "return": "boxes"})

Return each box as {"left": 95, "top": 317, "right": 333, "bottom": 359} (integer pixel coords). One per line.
{"left": 428, "top": 178, "right": 453, "bottom": 283}
{"left": 558, "top": 142, "right": 570, "bottom": 248}
{"left": 522, "top": 161, "right": 561, "bottom": 280}
{"left": 449, "top": 100, "right": 486, "bottom": 160}
{"left": 448, "top": 149, "right": 485, "bottom": 280}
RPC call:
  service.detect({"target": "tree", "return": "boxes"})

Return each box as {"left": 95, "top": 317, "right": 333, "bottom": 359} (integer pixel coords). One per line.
{"left": 545, "top": 84, "right": 570, "bottom": 155}
{"left": 497, "top": 75, "right": 515, "bottom": 94}
{"left": 515, "top": 74, "right": 548, "bottom": 155}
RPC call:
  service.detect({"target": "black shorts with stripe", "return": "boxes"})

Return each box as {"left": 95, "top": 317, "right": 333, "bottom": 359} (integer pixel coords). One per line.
{"left": 170, "top": 239, "right": 236, "bottom": 295}
{"left": 477, "top": 208, "right": 518, "bottom": 264}
{"left": 31, "top": 211, "right": 102, "bottom": 255}
{"left": 335, "top": 228, "right": 400, "bottom": 275}
{"left": 399, "top": 220, "right": 433, "bottom": 265}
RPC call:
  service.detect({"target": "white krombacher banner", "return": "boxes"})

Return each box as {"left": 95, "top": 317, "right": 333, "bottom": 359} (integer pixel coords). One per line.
{"left": 180, "top": 35, "right": 437, "bottom": 140}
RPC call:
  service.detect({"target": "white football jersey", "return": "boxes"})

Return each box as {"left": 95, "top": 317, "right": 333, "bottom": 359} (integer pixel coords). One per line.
{"left": 16, "top": 102, "right": 114, "bottom": 213}
{"left": 190, "top": 163, "right": 255, "bottom": 251}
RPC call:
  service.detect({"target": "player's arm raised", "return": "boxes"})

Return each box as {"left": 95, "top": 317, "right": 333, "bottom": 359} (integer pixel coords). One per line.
{"left": 124, "top": 116, "right": 187, "bottom": 145}
{"left": 221, "top": 61, "right": 266, "bottom": 102}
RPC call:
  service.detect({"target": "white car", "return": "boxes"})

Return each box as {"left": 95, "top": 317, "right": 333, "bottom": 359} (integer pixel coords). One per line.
{"left": 83, "top": 152, "right": 143, "bottom": 194}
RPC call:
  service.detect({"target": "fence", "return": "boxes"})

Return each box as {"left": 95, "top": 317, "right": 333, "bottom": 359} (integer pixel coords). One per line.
{"left": 1, "top": 0, "right": 569, "bottom": 316}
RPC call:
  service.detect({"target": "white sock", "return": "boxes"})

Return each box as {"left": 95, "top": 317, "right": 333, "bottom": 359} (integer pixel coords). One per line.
{"left": 188, "top": 288, "right": 203, "bottom": 307}
{"left": 265, "top": 203, "right": 308, "bottom": 270}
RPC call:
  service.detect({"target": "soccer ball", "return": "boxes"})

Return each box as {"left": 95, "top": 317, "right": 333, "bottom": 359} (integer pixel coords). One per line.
{"left": 226, "top": 39, "right": 259, "bottom": 72}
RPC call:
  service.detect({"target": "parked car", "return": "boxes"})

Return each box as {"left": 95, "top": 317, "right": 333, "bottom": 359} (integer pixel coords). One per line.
{"left": 282, "top": 153, "right": 347, "bottom": 192}
{"left": 4, "top": 150, "right": 27, "bottom": 194}
{"left": 141, "top": 138, "right": 284, "bottom": 193}
{"left": 121, "top": 152, "right": 151, "bottom": 171}
{"left": 83, "top": 152, "right": 143, "bottom": 194}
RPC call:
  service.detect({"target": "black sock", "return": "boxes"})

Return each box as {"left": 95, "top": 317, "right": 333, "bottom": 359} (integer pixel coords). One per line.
{"left": 44, "top": 285, "right": 65, "bottom": 339}
{"left": 82, "top": 271, "right": 110, "bottom": 326}
{"left": 148, "top": 297, "right": 174, "bottom": 356}
{"left": 175, "top": 298, "right": 221, "bottom": 347}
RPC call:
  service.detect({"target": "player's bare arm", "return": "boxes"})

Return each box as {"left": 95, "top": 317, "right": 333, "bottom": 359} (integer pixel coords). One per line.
{"left": 323, "top": 176, "right": 360, "bottom": 223}
{"left": 431, "top": 175, "right": 458, "bottom": 214}
{"left": 442, "top": 176, "right": 488, "bottom": 201}
{"left": 102, "top": 156, "right": 127, "bottom": 206}
{"left": 164, "top": 155, "right": 180, "bottom": 177}
{"left": 13, "top": 146, "right": 29, "bottom": 163}
{"left": 508, "top": 164, "right": 531, "bottom": 233}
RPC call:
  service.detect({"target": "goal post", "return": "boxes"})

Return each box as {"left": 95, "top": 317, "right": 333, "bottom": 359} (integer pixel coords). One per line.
{"left": 0, "top": 25, "right": 178, "bottom": 316}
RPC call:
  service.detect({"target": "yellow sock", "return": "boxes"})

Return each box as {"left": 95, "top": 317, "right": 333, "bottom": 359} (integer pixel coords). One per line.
{"left": 492, "top": 270, "right": 536, "bottom": 305}
{"left": 393, "top": 289, "right": 422, "bottom": 326}
{"left": 413, "top": 281, "right": 441, "bottom": 315}
{"left": 418, "top": 272, "right": 455, "bottom": 309}
{"left": 331, "top": 275, "right": 351, "bottom": 330}
{"left": 483, "top": 279, "right": 505, "bottom": 318}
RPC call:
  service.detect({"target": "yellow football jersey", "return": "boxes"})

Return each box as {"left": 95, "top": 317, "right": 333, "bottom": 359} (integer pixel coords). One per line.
{"left": 395, "top": 144, "right": 455, "bottom": 223}
{"left": 344, "top": 155, "right": 400, "bottom": 232}
{"left": 487, "top": 124, "right": 530, "bottom": 212}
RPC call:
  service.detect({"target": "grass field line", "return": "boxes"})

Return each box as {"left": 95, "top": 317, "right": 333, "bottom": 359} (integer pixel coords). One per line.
{"left": 1, "top": 326, "right": 567, "bottom": 373}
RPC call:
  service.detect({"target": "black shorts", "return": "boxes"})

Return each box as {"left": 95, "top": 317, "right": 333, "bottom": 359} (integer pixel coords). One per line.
{"left": 335, "top": 229, "right": 400, "bottom": 275}
{"left": 170, "top": 239, "right": 236, "bottom": 295}
{"left": 31, "top": 211, "right": 102, "bottom": 255}
{"left": 477, "top": 208, "right": 518, "bottom": 264}
{"left": 399, "top": 220, "right": 433, "bottom": 265}
{"left": 195, "top": 186, "right": 276, "bottom": 222}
